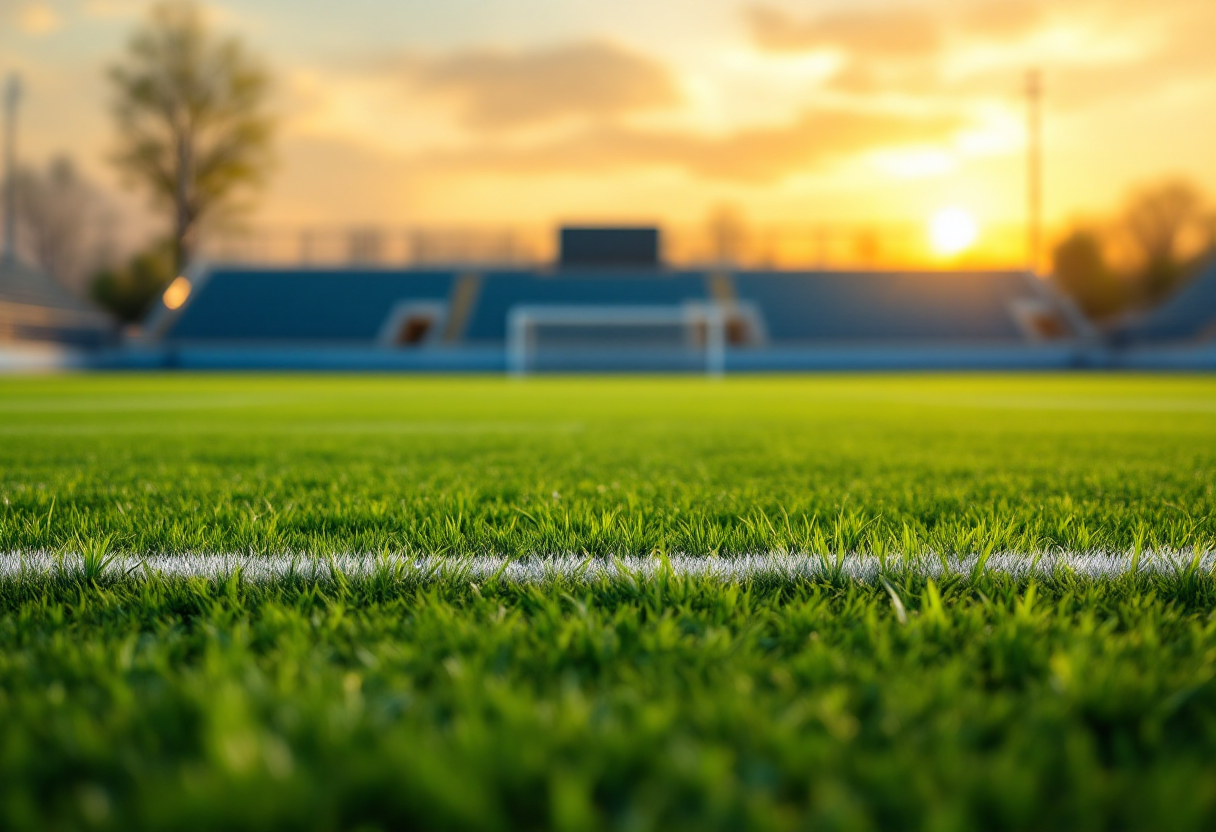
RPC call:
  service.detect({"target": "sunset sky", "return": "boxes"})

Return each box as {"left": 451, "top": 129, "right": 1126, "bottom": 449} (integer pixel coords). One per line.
{"left": 3, "top": 0, "right": 1215, "bottom": 249}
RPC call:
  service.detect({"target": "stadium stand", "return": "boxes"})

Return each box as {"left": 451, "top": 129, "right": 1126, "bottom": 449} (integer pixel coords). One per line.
{"left": 154, "top": 266, "right": 1084, "bottom": 345}
{"left": 1109, "top": 260, "right": 1216, "bottom": 345}
{"left": 159, "top": 269, "right": 456, "bottom": 344}
{"left": 129, "top": 229, "right": 1118, "bottom": 370}
{"left": 0, "top": 257, "right": 113, "bottom": 347}
{"left": 732, "top": 270, "right": 1067, "bottom": 344}
{"left": 14, "top": 220, "right": 1216, "bottom": 371}
{"left": 154, "top": 265, "right": 1078, "bottom": 347}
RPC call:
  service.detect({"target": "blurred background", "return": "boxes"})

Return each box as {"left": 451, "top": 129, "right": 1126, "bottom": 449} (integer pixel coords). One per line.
{"left": 1, "top": 0, "right": 1214, "bottom": 362}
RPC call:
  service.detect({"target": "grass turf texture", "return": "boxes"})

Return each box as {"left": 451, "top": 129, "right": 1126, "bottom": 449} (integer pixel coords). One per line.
{"left": 1, "top": 374, "right": 1214, "bottom": 556}
{"left": 2, "top": 373, "right": 1216, "bottom": 831}
{"left": 7, "top": 569, "right": 1216, "bottom": 831}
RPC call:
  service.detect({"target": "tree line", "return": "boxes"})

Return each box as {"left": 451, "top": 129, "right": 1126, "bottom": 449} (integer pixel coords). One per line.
{"left": 1053, "top": 180, "right": 1215, "bottom": 321}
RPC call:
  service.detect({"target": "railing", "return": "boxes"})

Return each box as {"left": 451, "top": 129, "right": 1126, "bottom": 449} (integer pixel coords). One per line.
{"left": 200, "top": 223, "right": 1031, "bottom": 271}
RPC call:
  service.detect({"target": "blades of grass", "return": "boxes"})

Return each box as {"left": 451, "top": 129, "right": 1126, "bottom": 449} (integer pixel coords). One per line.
{"left": 1130, "top": 524, "right": 1147, "bottom": 576}
{"left": 970, "top": 536, "right": 997, "bottom": 583}
{"left": 880, "top": 577, "right": 908, "bottom": 625}
{"left": 922, "top": 578, "right": 947, "bottom": 627}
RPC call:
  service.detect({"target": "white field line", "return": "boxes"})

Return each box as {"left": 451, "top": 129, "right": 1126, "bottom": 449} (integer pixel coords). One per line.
{"left": 1, "top": 551, "right": 1214, "bottom": 584}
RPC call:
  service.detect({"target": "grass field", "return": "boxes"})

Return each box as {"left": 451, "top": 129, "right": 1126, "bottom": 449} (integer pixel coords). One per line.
{"left": 2, "top": 373, "right": 1216, "bottom": 830}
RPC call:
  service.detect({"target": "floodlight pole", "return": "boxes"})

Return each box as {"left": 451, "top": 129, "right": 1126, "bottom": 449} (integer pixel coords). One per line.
{"left": 1025, "top": 69, "right": 1042, "bottom": 277}
{"left": 2, "top": 73, "right": 20, "bottom": 264}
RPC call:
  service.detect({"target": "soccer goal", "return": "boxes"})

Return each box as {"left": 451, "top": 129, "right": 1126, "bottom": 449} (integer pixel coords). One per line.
{"left": 507, "top": 304, "right": 728, "bottom": 376}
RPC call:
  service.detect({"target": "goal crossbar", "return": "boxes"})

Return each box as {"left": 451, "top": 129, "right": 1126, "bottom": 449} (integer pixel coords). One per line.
{"left": 507, "top": 304, "right": 727, "bottom": 376}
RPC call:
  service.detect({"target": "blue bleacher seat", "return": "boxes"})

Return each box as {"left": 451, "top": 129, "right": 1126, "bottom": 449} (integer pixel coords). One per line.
{"left": 166, "top": 269, "right": 455, "bottom": 342}
{"left": 160, "top": 266, "right": 1077, "bottom": 348}
{"left": 734, "top": 271, "right": 1033, "bottom": 343}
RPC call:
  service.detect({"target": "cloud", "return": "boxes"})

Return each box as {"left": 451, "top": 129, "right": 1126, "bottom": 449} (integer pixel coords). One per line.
{"left": 17, "top": 2, "right": 61, "bottom": 34}
{"left": 957, "top": 0, "right": 1046, "bottom": 38}
{"left": 915, "top": 0, "right": 1216, "bottom": 109}
{"left": 744, "top": 0, "right": 1216, "bottom": 111}
{"left": 81, "top": 0, "right": 146, "bottom": 18}
{"left": 747, "top": 5, "right": 941, "bottom": 57}
{"left": 745, "top": 1, "right": 1055, "bottom": 58}
{"left": 424, "top": 108, "right": 962, "bottom": 183}
{"left": 400, "top": 40, "right": 681, "bottom": 129}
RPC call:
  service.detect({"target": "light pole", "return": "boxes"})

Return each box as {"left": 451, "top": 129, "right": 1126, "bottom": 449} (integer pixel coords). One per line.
{"left": 1026, "top": 69, "right": 1042, "bottom": 276}
{"left": 3, "top": 73, "right": 20, "bottom": 264}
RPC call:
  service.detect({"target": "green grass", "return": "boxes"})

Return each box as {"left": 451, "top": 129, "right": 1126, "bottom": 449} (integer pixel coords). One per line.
{"left": 6, "top": 569, "right": 1216, "bottom": 831}
{"left": 2, "top": 373, "right": 1216, "bottom": 831}
{"left": 1, "top": 374, "right": 1214, "bottom": 556}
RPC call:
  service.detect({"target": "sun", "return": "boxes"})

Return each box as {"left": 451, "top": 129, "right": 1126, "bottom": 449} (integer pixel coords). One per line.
{"left": 929, "top": 207, "right": 979, "bottom": 258}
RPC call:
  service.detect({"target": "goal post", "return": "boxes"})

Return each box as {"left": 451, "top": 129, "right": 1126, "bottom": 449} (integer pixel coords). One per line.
{"left": 507, "top": 304, "right": 727, "bottom": 376}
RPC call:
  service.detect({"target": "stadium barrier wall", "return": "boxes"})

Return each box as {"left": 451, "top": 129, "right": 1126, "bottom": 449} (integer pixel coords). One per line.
{"left": 7, "top": 341, "right": 1207, "bottom": 372}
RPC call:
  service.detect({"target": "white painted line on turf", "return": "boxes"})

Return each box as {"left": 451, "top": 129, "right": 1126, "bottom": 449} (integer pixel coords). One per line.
{"left": 1, "top": 551, "right": 1213, "bottom": 583}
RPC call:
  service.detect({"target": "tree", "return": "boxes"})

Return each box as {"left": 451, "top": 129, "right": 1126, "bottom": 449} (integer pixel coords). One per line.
{"left": 108, "top": 1, "right": 272, "bottom": 274}
{"left": 1051, "top": 229, "right": 1126, "bottom": 322}
{"left": 91, "top": 239, "right": 175, "bottom": 324}
{"left": 1117, "top": 179, "right": 1207, "bottom": 304}
{"left": 15, "top": 156, "right": 114, "bottom": 296}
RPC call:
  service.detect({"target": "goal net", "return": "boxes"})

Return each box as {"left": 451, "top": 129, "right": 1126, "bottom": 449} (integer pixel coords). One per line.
{"left": 507, "top": 304, "right": 727, "bottom": 375}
